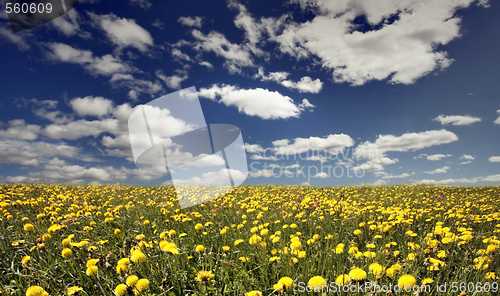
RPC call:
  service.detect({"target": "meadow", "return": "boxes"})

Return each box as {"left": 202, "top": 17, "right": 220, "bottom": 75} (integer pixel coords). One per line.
{"left": 0, "top": 184, "right": 499, "bottom": 295}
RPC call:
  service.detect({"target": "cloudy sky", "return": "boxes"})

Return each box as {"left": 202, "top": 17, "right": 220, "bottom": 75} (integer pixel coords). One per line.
{"left": 0, "top": 0, "right": 499, "bottom": 186}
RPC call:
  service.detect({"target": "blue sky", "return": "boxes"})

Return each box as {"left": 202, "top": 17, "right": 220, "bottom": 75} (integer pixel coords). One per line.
{"left": 0, "top": 0, "right": 499, "bottom": 186}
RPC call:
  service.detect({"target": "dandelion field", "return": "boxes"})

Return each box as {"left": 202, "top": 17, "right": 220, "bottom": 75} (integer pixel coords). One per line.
{"left": 1, "top": 184, "right": 499, "bottom": 296}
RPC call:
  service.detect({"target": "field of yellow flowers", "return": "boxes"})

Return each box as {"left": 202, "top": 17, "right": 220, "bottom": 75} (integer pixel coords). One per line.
{"left": 0, "top": 184, "right": 499, "bottom": 295}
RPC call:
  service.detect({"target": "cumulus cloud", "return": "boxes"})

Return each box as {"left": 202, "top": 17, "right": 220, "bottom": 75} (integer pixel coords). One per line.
{"left": 198, "top": 84, "right": 314, "bottom": 119}
{"left": 373, "top": 171, "right": 415, "bottom": 179}
{"left": 414, "top": 153, "right": 451, "bottom": 161}
{"left": 433, "top": 114, "right": 481, "bottom": 126}
{"left": 272, "top": 134, "right": 355, "bottom": 155}
{"left": 255, "top": 68, "right": 323, "bottom": 93}
{"left": 46, "top": 43, "right": 134, "bottom": 76}
{"left": 244, "top": 143, "right": 265, "bottom": 153}
{"left": 174, "top": 168, "right": 246, "bottom": 185}
{"left": 413, "top": 174, "right": 500, "bottom": 185}
{"left": 191, "top": 30, "right": 254, "bottom": 73}
{"left": 354, "top": 129, "right": 458, "bottom": 159}
{"left": 352, "top": 157, "right": 399, "bottom": 173}
{"left": 313, "top": 172, "right": 328, "bottom": 178}
{"left": 88, "top": 12, "right": 154, "bottom": 52}
{"left": 178, "top": 16, "right": 203, "bottom": 28}
{"left": 70, "top": 96, "right": 114, "bottom": 117}
{"left": 0, "top": 120, "right": 41, "bottom": 140}
{"left": 0, "top": 140, "right": 97, "bottom": 167}
{"left": 489, "top": 156, "right": 500, "bottom": 163}
{"left": 0, "top": 158, "right": 128, "bottom": 184}
{"left": 51, "top": 9, "right": 85, "bottom": 37}
{"left": 270, "top": 0, "right": 486, "bottom": 85}
{"left": 495, "top": 110, "right": 500, "bottom": 125}
{"left": 156, "top": 70, "right": 188, "bottom": 90}
{"left": 0, "top": 26, "right": 30, "bottom": 51}
{"left": 424, "top": 166, "right": 451, "bottom": 174}
{"left": 459, "top": 154, "right": 474, "bottom": 160}
{"left": 129, "top": 0, "right": 152, "bottom": 10}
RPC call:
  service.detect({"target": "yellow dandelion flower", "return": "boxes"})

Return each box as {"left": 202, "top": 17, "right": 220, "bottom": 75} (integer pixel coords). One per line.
{"left": 114, "top": 284, "right": 128, "bottom": 296}
{"left": 135, "top": 278, "right": 149, "bottom": 292}
{"left": 26, "top": 286, "right": 48, "bottom": 296}
{"left": 126, "top": 275, "right": 139, "bottom": 286}
{"left": 116, "top": 264, "right": 128, "bottom": 274}
{"left": 67, "top": 286, "right": 83, "bottom": 295}
{"left": 273, "top": 276, "right": 294, "bottom": 292}
{"left": 21, "top": 255, "right": 31, "bottom": 265}
{"left": 24, "top": 223, "right": 34, "bottom": 232}
{"left": 86, "top": 265, "right": 98, "bottom": 276}
{"left": 398, "top": 274, "right": 417, "bottom": 290}
{"left": 130, "top": 251, "right": 146, "bottom": 263}
{"left": 86, "top": 258, "right": 99, "bottom": 268}
{"left": 195, "top": 270, "right": 215, "bottom": 282}
{"left": 349, "top": 267, "right": 367, "bottom": 281}
{"left": 61, "top": 248, "right": 72, "bottom": 258}
{"left": 195, "top": 245, "right": 206, "bottom": 252}
{"left": 308, "top": 276, "right": 327, "bottom": 291}
{"left": 335, "top": 274, "right": 350, "bottom": 286}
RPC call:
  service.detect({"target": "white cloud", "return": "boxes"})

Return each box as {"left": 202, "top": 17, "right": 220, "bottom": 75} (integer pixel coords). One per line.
{"left": 251, "top": 154, "right": 278, "bottom": 161}
{"left": 46, "top": 43, "right": 133, "bottom": 76}
{"left": 273, "top": 0, "right": 483, "bottom": 85}
{"left": 249, "top": 169, "right": 275, "bottom": 178}
{"left": 199, "top": 61, "right": 213, "bottom": 69}
{"left": 306, "top": 155, "right": 328, "bottom": 163}
{"left": 51, "top": 9, "right": 83, "bottom": 37}
{"left": 110, "top": 74, "right": 164, "bottom": 98}
{"left": 411, "top": 174, "right": 500, "bottom": 185}
{"left": 414, "top": 153, "right": 452, "bottom": 161}
{"left": 70, "top": 96, "right": 114, "bottom": 117}
{"left": 424, "top": 166, "right": 451, "bottom": 174}
{"left": 178, "top": 16, "right": 203, "bottom": 28}
{"left": 174, "top": 168, "right": 246, "bottom": 185}
{"left": 198, "top": 84, "right": 314, "bottom": 119}
{"left": 231, "top": 3, "right": 267, "bottom": 56}
{"left": 352, "top": 157, "right": 399, "bottom": 173}
{"left": 495, "top": 110, "right": 500, "bottom": 125}
{"left": 354, "top": 129, "right": 458, "bottom": 159}
{"left": 171, "top": 48, "right": 192, "bottom": 62}
{"left": 488, "top": 156, "right": 500, "bottom": 163}
{"left": 0, "top": 140, "right": 94, "bottom": 166}
{"left": 433, "top": 114, "right": 481, "bottom": 126}
{"left": 373, "top": 171, "right": 414, "bottom": 179}
{"left": 41, "top": 119, "right": 120, "bottom": 140}
{"left": 0, "top": 120, "right": 41, "bottom": 140}
{"left": 244, "top": 143, "right": 265, "bottom": 153}
{"left": 282, "top": 76, "right": 323, "bottom": 93}
{"left": 477, "top": 0, "right": 490, "bottom": 8}
{"left": 156, "top": 70, "right": 188, "bottom": 90}
{"left": 89, "top": 13, "right": 154, "bottom": 52}
{"left": 298, "top": 99, "right": 315, "bottom": 111}
{"left": 0, "top": 158, "right": 127, "bottom": 184}
{"left": 129, "top": 0, "right": 152, "bottom": 10}
{"left": 255, "top": 68, "right": 323, "bottom": 93}
{"left": 0, "top": 26, "right": 30, "bottom": 51}
{"left": 192, "top": 30, "right": 253, "bottom": 73}
{"left": 273, "top": 134, "right": 355, "bottom": 155}
{"left": 459, "top": 154, "right": 474, "bottom": 160}
{"left": 313, "top": 172, "right": 328, "bottom": 178}
{"left": 364, "top": 180, "right": 387, "bottom": 186}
